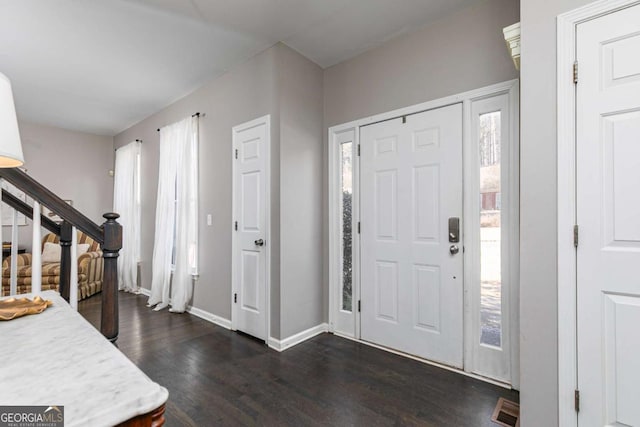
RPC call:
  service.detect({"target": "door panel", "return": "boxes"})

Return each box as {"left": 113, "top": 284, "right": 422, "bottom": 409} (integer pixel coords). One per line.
{"left": 241, "top": 171, "right": 260, "bottom": 230}
{"left": 413, "top": 265, "right": 440, "bottom": 332}
{"left": 414, "top": 165, "right": 439, "bottom": 241}
{"left": 233, "top": 119, "right": 268, "bottom": 340}
{"left": 375, "top": 261, "right": 398, "bottom": 322}
{"left": 241, "top": 250, "right": 260, "bottom": 311}
{"left": 360, "top": 103, "right": 463, "bottom": 367}
{"left": 375, "top": 170, "right": 397, "bottom": 239}
{"left": 577, "top": 5, "right": 640, "bottom": 425}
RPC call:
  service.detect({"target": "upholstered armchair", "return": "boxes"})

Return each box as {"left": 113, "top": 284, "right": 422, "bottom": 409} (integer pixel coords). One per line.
{"left": 1, "top": 231, "right": 104, "bottom": 299}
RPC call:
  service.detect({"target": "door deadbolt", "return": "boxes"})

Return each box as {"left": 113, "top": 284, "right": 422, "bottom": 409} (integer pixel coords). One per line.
{"left": 254, "top": 239, "right": 265, "bottom": 246}
{"left": 448, "top": 217, "right": 460, "bottom": 243}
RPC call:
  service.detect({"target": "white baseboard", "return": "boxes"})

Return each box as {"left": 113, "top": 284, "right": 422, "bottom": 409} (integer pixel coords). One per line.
{"left": 132, "top": 287, "right": 231, "bottom": 330}
{"left": 268, "top": 323, "right": 328, "bottom": 352}
{"left": 186, "top": 306, "right": 232, "bottom": 330}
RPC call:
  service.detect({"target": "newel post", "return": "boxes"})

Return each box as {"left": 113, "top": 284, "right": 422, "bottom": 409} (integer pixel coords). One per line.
{"left": 101, "top": 212, "right": 122, "bottom": 343}
{"left": 59, "top": 221, "right": 73, "bottom": 302}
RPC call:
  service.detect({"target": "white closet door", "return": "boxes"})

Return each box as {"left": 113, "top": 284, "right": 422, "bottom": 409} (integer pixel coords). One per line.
{"left": 576, "top": 4, "right": 640, "bottom": 425}
{"left": 232, "top": 118, "right": 269, "bottom": 341}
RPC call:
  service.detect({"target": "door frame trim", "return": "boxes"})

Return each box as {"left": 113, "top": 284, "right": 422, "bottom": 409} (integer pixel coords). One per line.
{"left": 231, "top": 114, "right": 271, "bottom": 342}
{"left": 328, "top": 79, "right": 519, "bottom": 386}
{"left": 465, "top": 91, "right": 520, "bottom": 385}
{"left": 557, "top": 1, "right": 640, "bottom": 424}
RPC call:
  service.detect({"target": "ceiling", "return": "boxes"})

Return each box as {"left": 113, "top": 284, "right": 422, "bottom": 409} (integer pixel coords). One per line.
{"left": 0, "top": 0, "right": 476, "bottom": 135}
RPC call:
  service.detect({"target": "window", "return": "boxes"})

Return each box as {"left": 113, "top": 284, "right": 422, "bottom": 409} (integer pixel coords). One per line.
{"left": 149, "top": 115, "right": 199, "bottom": 312}
{"left": 479, "top": 111, "right": 502, "bottom": 347}
{"left": 113, "top": 140, "right": 142, "bottom": 292}
{"left": 341, "top": 142, "right": 353, "bottom": 312}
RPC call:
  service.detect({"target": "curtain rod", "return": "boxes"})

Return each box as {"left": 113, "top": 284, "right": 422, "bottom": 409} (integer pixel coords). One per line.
{"left": 156, "top": 112, "right": 203, "bottom": 132}
{"left": 115, "top": 139, "right": 143, "bottom": 151}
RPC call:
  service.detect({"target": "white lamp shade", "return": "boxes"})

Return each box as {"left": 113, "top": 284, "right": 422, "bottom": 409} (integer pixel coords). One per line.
{"left": 0, "top": 73, "right": 24, "bottom": 168}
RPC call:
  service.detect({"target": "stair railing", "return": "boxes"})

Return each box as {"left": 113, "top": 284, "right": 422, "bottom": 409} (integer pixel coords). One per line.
{"left": 0, "top": 168, "right": 121, "bottom": 343}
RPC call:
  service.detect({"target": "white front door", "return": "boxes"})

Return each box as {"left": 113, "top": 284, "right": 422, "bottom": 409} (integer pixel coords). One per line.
{"left": 576, "top": 5, "right": 640, "bottom": 425}
{"left": 232, "top": 116, "right": 270, "bottom": 341}
{"left": 360, "top": 103, "right": 463, "bottom": 367}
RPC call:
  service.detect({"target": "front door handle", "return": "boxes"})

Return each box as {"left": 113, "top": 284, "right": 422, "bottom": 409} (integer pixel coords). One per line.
{"left": 254, "top": 239, "right": 265, "bottom": 247}
{"left": 449, "top": 245, "right": 460, "bottom": 255}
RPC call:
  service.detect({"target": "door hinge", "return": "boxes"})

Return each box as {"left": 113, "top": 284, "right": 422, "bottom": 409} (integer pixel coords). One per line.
{"left": 573, "top": 60, "right": 579, "bottom": 84}
{"left": 358, "top": 300, "right": 361, "bottom": 312}
{"left": 357, "top": 222, "right": 361, "bottom": 234}
{"left": 235, "top": 149, "right": 238, "bottom": 159}
{"left": 574, "top": 225, "right": 579, "bottom": 248}
{"left": 357, "top": 144, "right": 361, "bottom": 156}
{"left": 402, "top": 116, "right": 407, "bottom": 124}
{"left": 234, "top": 221, "right": 238, "bottom": 231}
{"left": 234, "top": 293, "right": 237, "bottom": 303}
{"left": 574, "top": 389, "right": 580, "bottom": 412}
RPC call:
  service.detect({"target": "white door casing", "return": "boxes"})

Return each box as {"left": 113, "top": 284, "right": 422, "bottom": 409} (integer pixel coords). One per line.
{"left": 232, "top": 115, "right": 270, "bottom": 341}
{"left": 466, "top": 93, "right": 514, "bottom": 384}
{"left": 360, "top": 103, "right": 464, "bottom": 367}
{"left": 330, "top": 127, "right": 360, "bottom": 337}
{"left": 576, "top": 5, "right": 640, "bottom": 425}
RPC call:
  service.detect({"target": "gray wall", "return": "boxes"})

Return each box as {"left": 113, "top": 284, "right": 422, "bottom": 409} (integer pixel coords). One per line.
{"left": 519, "top": 0, "right": 591, "bottom": 425}
{"left": 323, "top": 0, "right": 520, "bottom": 128}
{"left": 114, "top": 44, "right": 325, "bottom": 340}
{"left": 6, "top": 121, "right": 114, "bottom": 251}
{"left": 277, "top": 44, "right": 324, "bottom": 338}
{"left": 114, "top": 47, "right": 279, "bottom": 321}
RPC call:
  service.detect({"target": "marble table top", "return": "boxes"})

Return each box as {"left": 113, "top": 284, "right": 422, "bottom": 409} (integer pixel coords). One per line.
{"left": 0, "top": 291, "right": 168, "bottom": 426}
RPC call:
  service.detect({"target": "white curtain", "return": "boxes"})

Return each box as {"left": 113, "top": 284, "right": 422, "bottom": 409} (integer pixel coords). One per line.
{"left": 148, "top": 116, "right": 199, "bottom": 312}
{"left": 113, "top": 141, "right": 141, "bottom": 293}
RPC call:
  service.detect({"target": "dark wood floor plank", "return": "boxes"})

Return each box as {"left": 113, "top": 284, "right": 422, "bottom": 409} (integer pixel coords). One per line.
{"left": 79, "top": 292, "right": 518, "bottom": 426}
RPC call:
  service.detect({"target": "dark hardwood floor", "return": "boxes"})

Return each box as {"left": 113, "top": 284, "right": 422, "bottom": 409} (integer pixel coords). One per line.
{"left": 79, "top": 292, "right": 518, "bottom": 426}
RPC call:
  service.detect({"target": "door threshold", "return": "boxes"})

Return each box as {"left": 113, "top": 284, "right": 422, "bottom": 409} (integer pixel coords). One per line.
{"left": 332, "top": 331, "right": 512, "bottom": 389}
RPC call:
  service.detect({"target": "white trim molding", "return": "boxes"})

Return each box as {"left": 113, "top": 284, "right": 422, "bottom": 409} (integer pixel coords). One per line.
{"left": 557, "top": 1, "right": 640, "bottom": 425}
{"left": 268, "top": 323, "right": 329, "bottom": 352}
{"left": 328, "top": 126, "right": 359, "bottom": 338}
{"left": 187, "top": 306, "right": 232, "bottom": 330}
{"left": 137, "top": 287, "right": 232, "bottom": 330}
{"left": 463, "top": 86, "right": 519, "bottom": 386}
{"left": 502, "top": 22, "right": 521, "bottom": 70}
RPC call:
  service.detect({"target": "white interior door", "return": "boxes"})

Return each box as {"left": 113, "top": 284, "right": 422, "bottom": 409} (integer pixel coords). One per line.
{"left": 360, "top": 103, "right": 463, "bottom": 367}
{"left": 232, "top": 116, "right": 269, "bottom": 341}
{"left": 576, "top": 5, "right": 640, "bottom": 425}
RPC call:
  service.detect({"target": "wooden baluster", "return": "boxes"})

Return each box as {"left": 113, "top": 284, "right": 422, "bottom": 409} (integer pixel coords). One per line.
{"left": 59, "top": 221, "right": 72, "bottom": 302}
{"left": 101, "top": 213, "right": 122, "bottom": 343}
{"left": 70, "top": 226, "right": 78, "bottom": 309}
{"left": 31, "top": 201, "right": 42, "bottom": 294}
{"left": 10, "top": 209, "right": 18, "bottom": 295}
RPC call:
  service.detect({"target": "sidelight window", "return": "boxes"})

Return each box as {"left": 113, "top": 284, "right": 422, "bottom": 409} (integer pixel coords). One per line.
{"left": 341, "top": 142, "right": 353, "bottom": 312}
{"left": 479, "top": 111, "right": 502, "bottom": 348}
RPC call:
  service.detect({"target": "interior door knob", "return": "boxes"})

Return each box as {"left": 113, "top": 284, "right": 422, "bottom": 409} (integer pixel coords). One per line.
{"left": 254, "top": 239, "right": 264, "bottom": 246}
{"left": 449, "top": 245, "right": 459, "bottom": 255}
